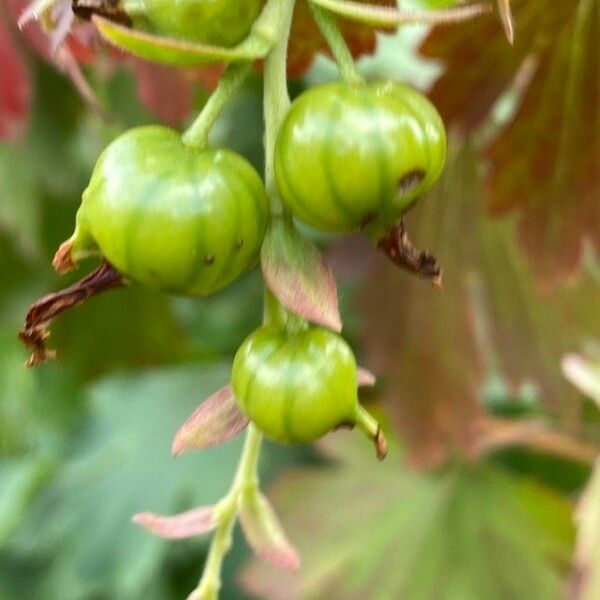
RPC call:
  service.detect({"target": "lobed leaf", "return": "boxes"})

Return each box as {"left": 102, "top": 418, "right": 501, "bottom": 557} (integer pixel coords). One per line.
{"left": 420, "top": 0, "right": 600, "bottom": 286}
{"left": 261, "top": 219, "right": 342, "bottom": 332}
{"left": 172, "top": 385, "right": 249, "bottom": 456}
{"left": 358, "top": 142, "right": 600, "bottom": 467}
{"left": 242, "top": 435, "right": 573, "bottom": 600}
{"left": 7, "top": 364, "right": 242, "bottom": 598}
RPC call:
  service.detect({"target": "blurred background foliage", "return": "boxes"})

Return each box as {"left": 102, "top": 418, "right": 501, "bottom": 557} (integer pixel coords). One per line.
{"left": 1, "top": 0, "right": 599, "bottom": 599}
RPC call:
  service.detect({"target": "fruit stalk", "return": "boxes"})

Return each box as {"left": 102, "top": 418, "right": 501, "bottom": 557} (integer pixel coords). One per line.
{"left": 189, "top": 425, "right": 263, "bottom": 600}
{"left": 189, "top": 2, "right": 297, "bottom": 597}
{"left": 309, "top": 2, "right": 363, "bottom": 84}
{"left": 182, "top": 62, "right": 252, "bottom": 149}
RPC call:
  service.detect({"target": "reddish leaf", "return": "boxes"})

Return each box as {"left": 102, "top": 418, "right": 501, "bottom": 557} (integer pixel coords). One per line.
{"left": 358, "top": 142, "right": 600, "bottom": 467}
{"left": 486, "top": 1, "right": 600, "bottom": 287}
{"left": 132, "top": 59, "right": 196, "bottom": 126}
{"left": 132, "top": 60, "right": 224, "bottom": 124}
{"left": 172, "top": 385, "right": 249, "bottom": 456}
{"left": 0, "top": 12, "right": 31, "bottom": 141}
{"left": 261, "top": 219, "right": 342, "bottom": 332}
{"left": 420, "top": 0, "right": 600, "bottom": 286}
{"left": 239, "top": 489, "right": 300, "bottom": 571}
{"left": 287, "top": 0, "right": 395, "bottom": 77}
{"left": 133, "top": 505, "right": 216, "bottom": 539}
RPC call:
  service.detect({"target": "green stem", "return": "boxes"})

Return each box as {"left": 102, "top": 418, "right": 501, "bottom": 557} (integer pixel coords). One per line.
{"left": 263, "top": 0, "right": 296, "bottom": 215}
{"left": 182, "top": 62, "right": 252, "bottom": 149}
{"left": 190, "top": 426, "right": 263, "bottom": 600}
{"left": 309, "top": 3, "right": 364, "bottom": 85}
{"left": 190, "top": 4, "right": 298, "bottom": 595}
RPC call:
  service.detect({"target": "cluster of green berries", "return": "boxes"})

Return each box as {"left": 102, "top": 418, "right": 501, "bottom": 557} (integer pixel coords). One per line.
{"left": 56, "top": 1, "right": 447, "bottom": 450}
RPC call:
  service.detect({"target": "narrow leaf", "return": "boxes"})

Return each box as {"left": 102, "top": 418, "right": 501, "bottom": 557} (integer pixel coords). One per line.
{"left": 133, "top": 505, "right": 216, "bottom": 539}
{"left": 92, "top": 16, "right": 271, "bottom": 66}
{"left": 172, "top": 385, "right": 249, "bottom": 456}
{"left": 262, "top": 219, "right": 341, "bottom": 331}
{"left": 497, "top": 0, "right": 515, "bottom": 44}
{"left": 308, "top": 0, "right": 491, "bottom": 27}
{"left": 239, "top": 489, "right": 300, "bottom": 572}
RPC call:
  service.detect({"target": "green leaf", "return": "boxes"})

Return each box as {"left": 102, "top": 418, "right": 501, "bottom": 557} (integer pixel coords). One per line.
{"left": 93, "top": 15, "right": 272, "bottom": 67}
{"left": 9, "top": 363, "right": 243, "bottom": 599}
{"left": 242, "top": 436, "right": 573, "bottom": 600}
{"left": 171, "top": 269, "right": 264, "bottom": 358}
{"left": 0, "top": 457, "right": 53, "bottom": 547}
{"left": 50, "top": 284, "right": 189, "bottom": 378}
{"left": 261, "top": 219, "right": 341, "bottom": 332}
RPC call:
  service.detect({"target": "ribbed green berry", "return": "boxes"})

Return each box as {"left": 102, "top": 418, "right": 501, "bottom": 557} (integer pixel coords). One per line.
{"left": 275, "top": 81, "right": 447, "bottom": 235}
{"left": 232, "top": 325, "right": 382, "bottom": 449}
{"left": 57, "top": 126, "right": 269, "bottom": 297}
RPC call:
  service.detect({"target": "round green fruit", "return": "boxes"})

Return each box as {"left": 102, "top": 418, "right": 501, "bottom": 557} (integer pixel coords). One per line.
{"left": 56, "top": 126, "right": 269, "bottom": 297}
{"left": 274, "top": 81, "right": 447, "bottom": 235}
{"left": 232, "top": 325, "right": 384, "bottom": 452}
{"left": 126, "top": 0, "right": 265, "bottom": 46}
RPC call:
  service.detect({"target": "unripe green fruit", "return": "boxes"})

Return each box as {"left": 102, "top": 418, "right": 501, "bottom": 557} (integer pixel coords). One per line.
{"left": 232, "top": 325, "right": 381, "bottom": 447}
{"left": 58, "top": 126, "right": 269, "bottom": 297}
{"left": 275, "top": 81, "right": 447, "bottom": 235}
{"left": 128, "top": 0, "right": 265, "bottom": 46}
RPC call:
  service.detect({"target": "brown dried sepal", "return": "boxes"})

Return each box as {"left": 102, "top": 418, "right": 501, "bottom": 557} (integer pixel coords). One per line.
{"left": 19, "top": 262, "right": 126, "bottom": 366}
{"left": 377, "top": 220, "right": 442, "bottom": 289}
{"left": 52, "top": 239, "right": 78, "bottom": 274}
{"left": 72, "top": 0, "right": 133, "bottom": 27}
{"left": 374, "top": 427, "right": 388, "bottom": 461}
